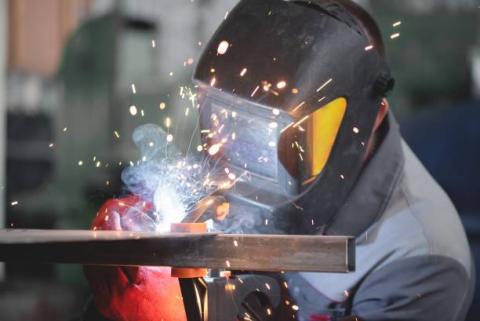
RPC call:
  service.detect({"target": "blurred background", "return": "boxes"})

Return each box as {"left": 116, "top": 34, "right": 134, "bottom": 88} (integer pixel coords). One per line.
{"left": 0, "top": 0, "right": 478, "bottom": 320}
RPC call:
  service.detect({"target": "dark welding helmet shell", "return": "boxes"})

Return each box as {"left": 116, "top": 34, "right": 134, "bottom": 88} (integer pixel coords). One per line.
{"left": 194, "top": 0, "right": 393, "bottom": 234}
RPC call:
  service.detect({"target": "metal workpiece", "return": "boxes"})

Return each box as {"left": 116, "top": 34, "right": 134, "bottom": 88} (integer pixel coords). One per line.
{"left": 0, "top": 229, "right": 355, "bottom": 272}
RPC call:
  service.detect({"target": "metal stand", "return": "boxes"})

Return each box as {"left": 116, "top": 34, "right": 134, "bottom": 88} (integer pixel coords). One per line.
{"left": 180, "top": 274, "right": 281, "bottom": 321}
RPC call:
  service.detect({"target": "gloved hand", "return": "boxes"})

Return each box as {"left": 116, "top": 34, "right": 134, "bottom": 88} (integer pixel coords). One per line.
{"left": 84, "top": 195, "right": 187, "bottom": 321}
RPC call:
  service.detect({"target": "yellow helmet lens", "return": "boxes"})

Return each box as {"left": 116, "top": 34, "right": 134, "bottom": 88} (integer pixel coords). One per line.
{"left": 307, "top": 97, "right": 347, "bottom": 179}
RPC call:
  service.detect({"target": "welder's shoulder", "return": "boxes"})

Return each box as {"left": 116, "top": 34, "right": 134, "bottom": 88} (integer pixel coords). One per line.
{"left": 369, "top": 141, "right": 472, "bottom": 274}
{"left": 350, "top": 142, "right": 473, "bottom": 320}
{"left": 358, "top": 140, "right": 472, "bottom": 276}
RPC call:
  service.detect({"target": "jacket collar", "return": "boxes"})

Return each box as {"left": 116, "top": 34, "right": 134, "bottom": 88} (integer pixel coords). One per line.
{"left": 325, "top": 112, "right": 405, "bottom": 237}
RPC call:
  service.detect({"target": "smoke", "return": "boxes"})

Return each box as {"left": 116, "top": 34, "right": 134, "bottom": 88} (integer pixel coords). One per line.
{"left": 120, "top": 106, "right": 283, "bottom": 234}
{"left": 121, "top": 124, "right": 215, "bottom": 232}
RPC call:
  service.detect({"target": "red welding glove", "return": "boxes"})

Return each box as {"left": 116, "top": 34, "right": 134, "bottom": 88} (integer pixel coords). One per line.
{"left": 84, "top": 195, "right": 187, "bottom": 321}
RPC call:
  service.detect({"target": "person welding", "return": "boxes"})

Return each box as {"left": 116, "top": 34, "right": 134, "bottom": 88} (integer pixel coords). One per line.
{"left": 84, "top": 0, "right": 475, "bottom": 320}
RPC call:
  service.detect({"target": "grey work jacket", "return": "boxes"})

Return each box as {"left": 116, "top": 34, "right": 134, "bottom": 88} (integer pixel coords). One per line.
{"left": 285, "top": 113, "right": 474, "bottom": 321}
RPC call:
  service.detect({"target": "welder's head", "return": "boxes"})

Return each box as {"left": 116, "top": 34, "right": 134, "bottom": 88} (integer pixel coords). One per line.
{"left": 193, "top": 0, "right": 394, "bottom": 234}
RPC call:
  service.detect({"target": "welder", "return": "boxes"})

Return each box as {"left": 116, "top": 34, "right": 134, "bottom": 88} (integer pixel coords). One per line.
{"left": 84, "top": 0, "right": 474, "bottom": 320}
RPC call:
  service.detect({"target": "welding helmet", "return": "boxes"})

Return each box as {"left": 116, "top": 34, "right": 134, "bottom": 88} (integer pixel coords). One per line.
{"left": 193, "top": 0, "right": 394, "bottom": 234}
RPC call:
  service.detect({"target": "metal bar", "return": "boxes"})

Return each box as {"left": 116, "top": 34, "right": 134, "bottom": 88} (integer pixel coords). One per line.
{"left": 0, "top": 229, "right": 355, "bottom": 272}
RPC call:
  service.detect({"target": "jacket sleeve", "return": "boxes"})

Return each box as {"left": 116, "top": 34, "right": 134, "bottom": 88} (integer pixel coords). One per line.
{"left": 350, "top": 255, "right": 472, "bottom": 321}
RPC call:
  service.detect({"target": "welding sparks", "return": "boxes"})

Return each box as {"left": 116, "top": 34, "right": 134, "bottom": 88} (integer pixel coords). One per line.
{"left": 151, "top": 39, "right": 156, "bottom": 48}
{"left": 217, "top": 40, "right": 230, "bottom": 55}
{"left": 353, "top": 127, "right": 360, "bottom": 134}
{"left": 121, "top": 78, "right": 264, "bottom": 235}
{"left": 129, "top": 105, "right": 138, "bottom": 116}
{"left": 78, "top": 160, "right": 83, "bottom": 166}
{"left": 365, "top": 45, "right": 374, "bottom": 51}
{"left": 131, "top": 83, "right": 137, "bottom": 94}
{"left": 393, "top": 21, "right": 402, "bottom": 27}
{"left": 276, "top": 80, "right": 287, "bottom": 89}
{"left": 262, "top": 82, "right": 272, "bottom": 92}
{"left": 390, "top": 33, "right": 400, "bottom": 40}
{"left": 114, "top": 130, "right": 120, "bottom": 139}
{"left": 240, "top": 68, "right": 248, "bottom": 77}
{"left": 48, "top": 143, "right": 54, "bottom": 148}
{"left": 123, "top": 127, "right": 221, "bottom": 230}
{"left": 208, "top": 143, "right": 222, "bottom": 156}
{"left": 251, "top": 85, "right": 260, "bottom": 97}
{"left": 263, "top": 308, "right": 271, "bottom": 317}
{"left": 291, "top": 101, "right": 306, "bottom": 113}
{"left": 10, "top": 201, "right": 18, "bottom": 206}
{"left": 179, "top": 86, "right": 198, "bottom": 109}
{"left": 210, "top": 77, "right": 217, "bottom": 87}
{"left": 317, "top": 97, "right": 326, "bottom": 104}
{"left": 293, "top": 115, "right": 310, "bottom": 128}
{"left": 225, "top": 283, "right": 236, "bottom": 291}
{"left": 269, "top": 122, "right": 278, "bottom": 129}
{"left": 281, "top": 122, "right": 294, "bottom": 133}
{"left": 316, "top": 78, "right": 333, "bottom": 92}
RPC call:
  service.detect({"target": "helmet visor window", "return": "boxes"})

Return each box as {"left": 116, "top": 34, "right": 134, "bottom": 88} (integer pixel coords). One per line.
{"left": 200, "top": 93, "right": 347, "bottom": 199}
{"left": 201, "top": 100, "right": 281, "bottom": 180}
